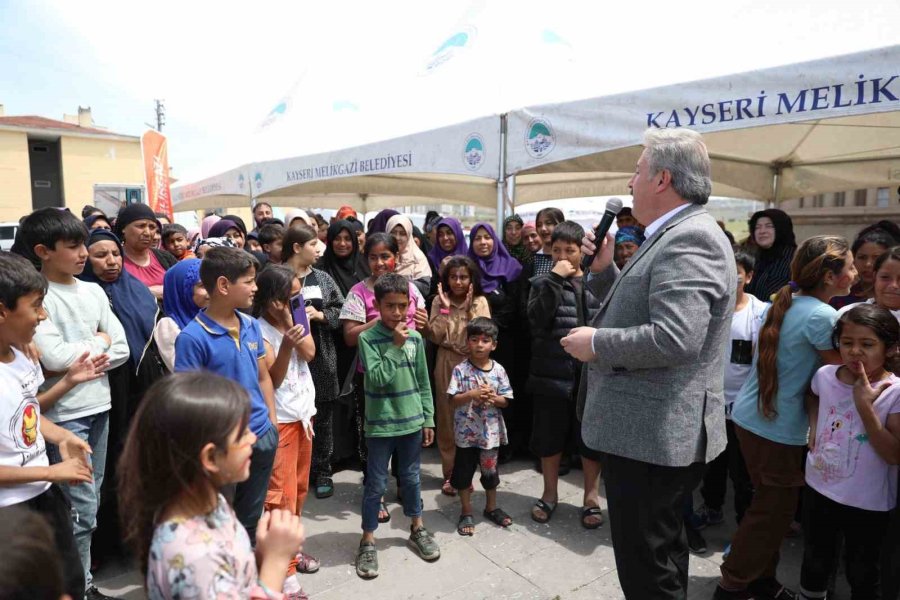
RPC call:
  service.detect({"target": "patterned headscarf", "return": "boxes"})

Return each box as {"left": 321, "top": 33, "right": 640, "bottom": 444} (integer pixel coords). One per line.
{"left": 615, "top": 226, "right": 645, "bottom": 247}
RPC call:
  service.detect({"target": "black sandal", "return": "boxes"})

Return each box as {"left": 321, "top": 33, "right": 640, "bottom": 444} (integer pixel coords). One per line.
{"left": 483, "top": 508, "right": 512, "bottom": 528}
{"left": 581, "top": 506, "right": 604, "bottom": 529}
{"left": 531, "top": 499, "right": 557, "bottom": 524}
{"left": 377, "top": 501, "right": 391, "bottom": 523}
{"left": 457, "top": 514, "right": 475, "bottom": 536}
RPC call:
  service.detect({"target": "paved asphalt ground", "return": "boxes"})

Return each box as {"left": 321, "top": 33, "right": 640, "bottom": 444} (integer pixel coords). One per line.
{"left": 95, "top": 448, "right": 849, "bottom": 599}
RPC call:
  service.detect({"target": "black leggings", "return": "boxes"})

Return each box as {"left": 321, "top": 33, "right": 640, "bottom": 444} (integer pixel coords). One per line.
{"left": 801, "top": 486, "right": 889, "bottom": 599}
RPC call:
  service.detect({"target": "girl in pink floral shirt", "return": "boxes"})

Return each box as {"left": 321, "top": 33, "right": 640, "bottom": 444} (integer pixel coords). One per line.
{"left": 119, "top": 372, "right": 306, "bottom": 599}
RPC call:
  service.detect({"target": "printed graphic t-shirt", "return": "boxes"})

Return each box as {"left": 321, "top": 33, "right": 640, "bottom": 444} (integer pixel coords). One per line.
{"left": 447, "top": 359, "right": 512, "bottom": 449}
{"left": 806, "top": 364, "right": 900, "bottom": 512}
{"left": 0, "top": 348, "right": 49, "bottom": 507}
{"left": 724, "top": 295, "right": 768, "bottom": 418}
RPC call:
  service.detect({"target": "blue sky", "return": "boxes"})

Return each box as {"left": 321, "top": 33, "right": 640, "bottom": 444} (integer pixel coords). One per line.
{"left": 2, "top": 0, "right": 898, "bottom": 185}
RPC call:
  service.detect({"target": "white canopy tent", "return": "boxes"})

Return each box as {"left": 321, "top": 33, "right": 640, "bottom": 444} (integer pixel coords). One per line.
{"left": 171, "top": 165, "right": 252, "bottom": 213}
{"left": 173, "top": 115, "right": 503, "bottom": 215}
{"left": 252, "top": 115, "right": 502, "bottom": 211}
{"left": 506, "top": 45, "right": 900, "bottom": 207}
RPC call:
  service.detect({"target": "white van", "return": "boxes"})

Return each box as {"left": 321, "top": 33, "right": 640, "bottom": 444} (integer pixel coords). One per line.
{"left": 0, "top": 222, "right": 18, "bottom": 251}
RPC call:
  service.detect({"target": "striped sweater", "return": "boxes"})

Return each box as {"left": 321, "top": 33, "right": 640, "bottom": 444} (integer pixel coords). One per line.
{"left": 358, "top": 322, "right": 434, "bottom": 438}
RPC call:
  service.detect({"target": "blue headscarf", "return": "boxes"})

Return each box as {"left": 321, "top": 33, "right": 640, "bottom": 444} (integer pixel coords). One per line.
{"left": 467, "top": 222, "right": 523, "bottom": 293}
{"left": 427, "top": 217, "right": 467, "bottom": 268}
{"left": 79, "top": 229, "right": 159, "bottom": 369}
{"left": 615, "top": 226, "right": 645, "bottom": 247}
{"left": 163, "top": 259, "right": 203, "bottom": 329}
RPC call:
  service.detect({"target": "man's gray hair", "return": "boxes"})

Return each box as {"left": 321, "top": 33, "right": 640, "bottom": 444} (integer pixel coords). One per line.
{"left": 643, "top": 128, "right": 712, "bottom": 205}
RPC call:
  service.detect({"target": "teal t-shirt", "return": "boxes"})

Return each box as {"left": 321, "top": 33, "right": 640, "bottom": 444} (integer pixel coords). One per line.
{"left": 731, "top": 296, "right": 838, "bottom": 446}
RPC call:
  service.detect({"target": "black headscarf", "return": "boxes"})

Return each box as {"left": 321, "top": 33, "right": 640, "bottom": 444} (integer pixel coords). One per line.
{"left": 222, "top": 214, "right": 248, "bottom": 237}
{"left": 316, "top": 219, "right": 370, "bottom": 295}
{"left": 745, "top": 208, "right": 797, "bottom": 301}
{"left": 79, "top": 230, "right": 158, "bottom": 369}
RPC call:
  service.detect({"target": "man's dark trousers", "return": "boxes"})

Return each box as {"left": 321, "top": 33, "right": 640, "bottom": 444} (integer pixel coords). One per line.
{"left": 600, "top": 451, "right": 705, "bottom": 600}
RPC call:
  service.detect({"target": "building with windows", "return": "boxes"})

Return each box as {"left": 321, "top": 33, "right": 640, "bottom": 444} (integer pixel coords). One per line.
{"left": 0, "top": 105, "right": 144, "bottom": 222}
{"left": 780, "top": 187, "right": 899, "bottom": 241}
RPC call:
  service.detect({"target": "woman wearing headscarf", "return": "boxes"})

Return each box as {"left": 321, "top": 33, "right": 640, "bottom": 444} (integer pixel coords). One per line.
{"left": 503, "top": 214, "right": 532, "bottom": 265}
{"left": 317, "top": 220, "right": 371, "bottom": 296}
{"left": 284, "top": 209, "right": 327, "bottom": 257}
{"left": 153, "top": 258, "right": 207, "bottom": 372}
{"left": 221, "top": 214, "right": 249, "bottom": 238}
{"left": 386, "top": 214, "right": 433, "bottom": 297}
{"left": 207, "top": 219, "right": 246, "bottom": 249}
{"left": 335, "top": 205, "right": 358, "bottom": 221}
{"left": 744, "top": 208, "right": 797, "bottom": 302}
{"left": 367, "top": 208, "right": 399, "bottom": 235}
{"left": 316, "top": 219, "right": 371, "bottom": 469}
{"left": 115, "top": 203, "right": 178, "bottom": 299}
{"left": 427, "top": 217, "right": 468, "bottom": 271}
{"left": 80, "top": 229, "right": 167, "bottom": 560}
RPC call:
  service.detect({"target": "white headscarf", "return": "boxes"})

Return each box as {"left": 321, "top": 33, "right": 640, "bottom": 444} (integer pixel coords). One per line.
{"left": 284, "top": 209, "right": 326, "bottom": 258}
{"left": 386, "top": 214, "right": 431, "bottom": 280}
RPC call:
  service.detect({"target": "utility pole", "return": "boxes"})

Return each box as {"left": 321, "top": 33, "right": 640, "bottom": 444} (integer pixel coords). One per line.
{"left": 154, "top": 99, "right": 166, "bottom": 131}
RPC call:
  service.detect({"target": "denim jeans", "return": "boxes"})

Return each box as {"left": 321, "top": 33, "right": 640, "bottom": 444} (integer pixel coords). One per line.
{"left": 46, "top": 410, "right": 109, "bottom": 589}
{"left": 233, "top": 424, "right": 278, "bottom": 543}
{"left": 362, "top": 431, "right": 423, "bottom": 533}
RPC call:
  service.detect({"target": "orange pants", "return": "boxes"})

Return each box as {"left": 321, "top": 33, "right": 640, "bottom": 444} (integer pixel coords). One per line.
{"left": 265, "top": 422, "right": 313, "bottom": 516}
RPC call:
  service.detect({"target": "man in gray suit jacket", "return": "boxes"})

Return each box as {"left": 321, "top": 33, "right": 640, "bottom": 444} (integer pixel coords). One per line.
{"left": 562, "top": 128, "right": 736, "bottom": 600}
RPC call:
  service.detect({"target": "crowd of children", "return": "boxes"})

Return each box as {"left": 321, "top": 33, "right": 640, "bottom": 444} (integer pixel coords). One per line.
{"left": 1, "top": 201, "right": 899, "bottom": 600}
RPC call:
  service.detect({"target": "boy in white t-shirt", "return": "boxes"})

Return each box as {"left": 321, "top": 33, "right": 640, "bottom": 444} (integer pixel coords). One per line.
{"left": 0, "top": 252, "right": 110, "bottom": 599}
{"left": 692, "top": 250, "right": 767, "bottom": 531}
{"left": 21, "top": 208, "right": 130, "bottom": 599}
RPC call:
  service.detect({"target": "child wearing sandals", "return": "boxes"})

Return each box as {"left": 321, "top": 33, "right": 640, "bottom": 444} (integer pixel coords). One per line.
{"left": 355, "top": 273, "right": 438, "bottom": 579}
{"left": 448, "top": 317, "right": 513, "bottom": 535}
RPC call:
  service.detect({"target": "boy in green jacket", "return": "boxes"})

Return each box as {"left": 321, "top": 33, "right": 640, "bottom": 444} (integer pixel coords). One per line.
{"left": 355, "top": 273, "right": 438, "bottom": 579}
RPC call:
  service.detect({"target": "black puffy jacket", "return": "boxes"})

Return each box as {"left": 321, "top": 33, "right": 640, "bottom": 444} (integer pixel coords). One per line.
{"left": 526, "top": 272, "right": 602, "bottom": 400}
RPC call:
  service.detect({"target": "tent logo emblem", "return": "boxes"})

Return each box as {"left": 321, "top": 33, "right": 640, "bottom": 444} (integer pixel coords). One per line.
{"left": 525, "top": 118, "right": 555, "bottom": 159}
{"left": 424, "top": 26, "right": 477, "bottom": 74}
{"left": 238, "top": 174, "right": 246, "bottom": 191}
{"left": 463, "top": 133, "right": 485, "bottom": 171}
{"left": 260, "top": 100, "right": 289, "bottom": 129}
{"left": 254, "top": 172, "right": 263, "bottom": 191}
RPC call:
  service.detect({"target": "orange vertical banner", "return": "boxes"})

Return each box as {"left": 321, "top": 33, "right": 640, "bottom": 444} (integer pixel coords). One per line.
{"left": 141, "top": 130, "right": 173, "bottom": 219}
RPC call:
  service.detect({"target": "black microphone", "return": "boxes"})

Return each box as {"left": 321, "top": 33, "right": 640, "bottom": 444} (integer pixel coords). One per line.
{"left": 581, "top": 197, "right": 624, "bottom": 272}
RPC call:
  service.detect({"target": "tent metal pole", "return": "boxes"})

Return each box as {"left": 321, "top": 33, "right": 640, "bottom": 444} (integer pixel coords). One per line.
{"left": 507, "top": 175, "right": 516, "bottom": 215}
{"left": 771, "top": 164, "right": 783, "bottom": 208}
{"left": 497, "top": 114, "right": 508, "bottom": 231}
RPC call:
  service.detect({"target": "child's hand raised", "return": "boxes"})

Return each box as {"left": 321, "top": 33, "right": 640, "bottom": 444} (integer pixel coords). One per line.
{"left": 551, "top": 259, "right": 577, "bottom": 279}
{"left": 437, "top": 282, "right": 451, "bottom": 310}
{"left": 63, "top": 351, "right": 109, "bottom": 386}
{"left": 464, "top": 284, "right": 474, "bottom": 312}
{"left": 852, "top": 362, "right": 893, "bottom": 406}
{"left": 392, "top": 322, "right": 410, "bottom": 347}
{"left": 256, "top": 509, "right": 304, "bottom": 563}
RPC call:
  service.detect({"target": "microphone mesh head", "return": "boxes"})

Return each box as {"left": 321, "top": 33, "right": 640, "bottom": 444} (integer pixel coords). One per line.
{"left": 606, "top": 197, "right": 624, "bottom": 214}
